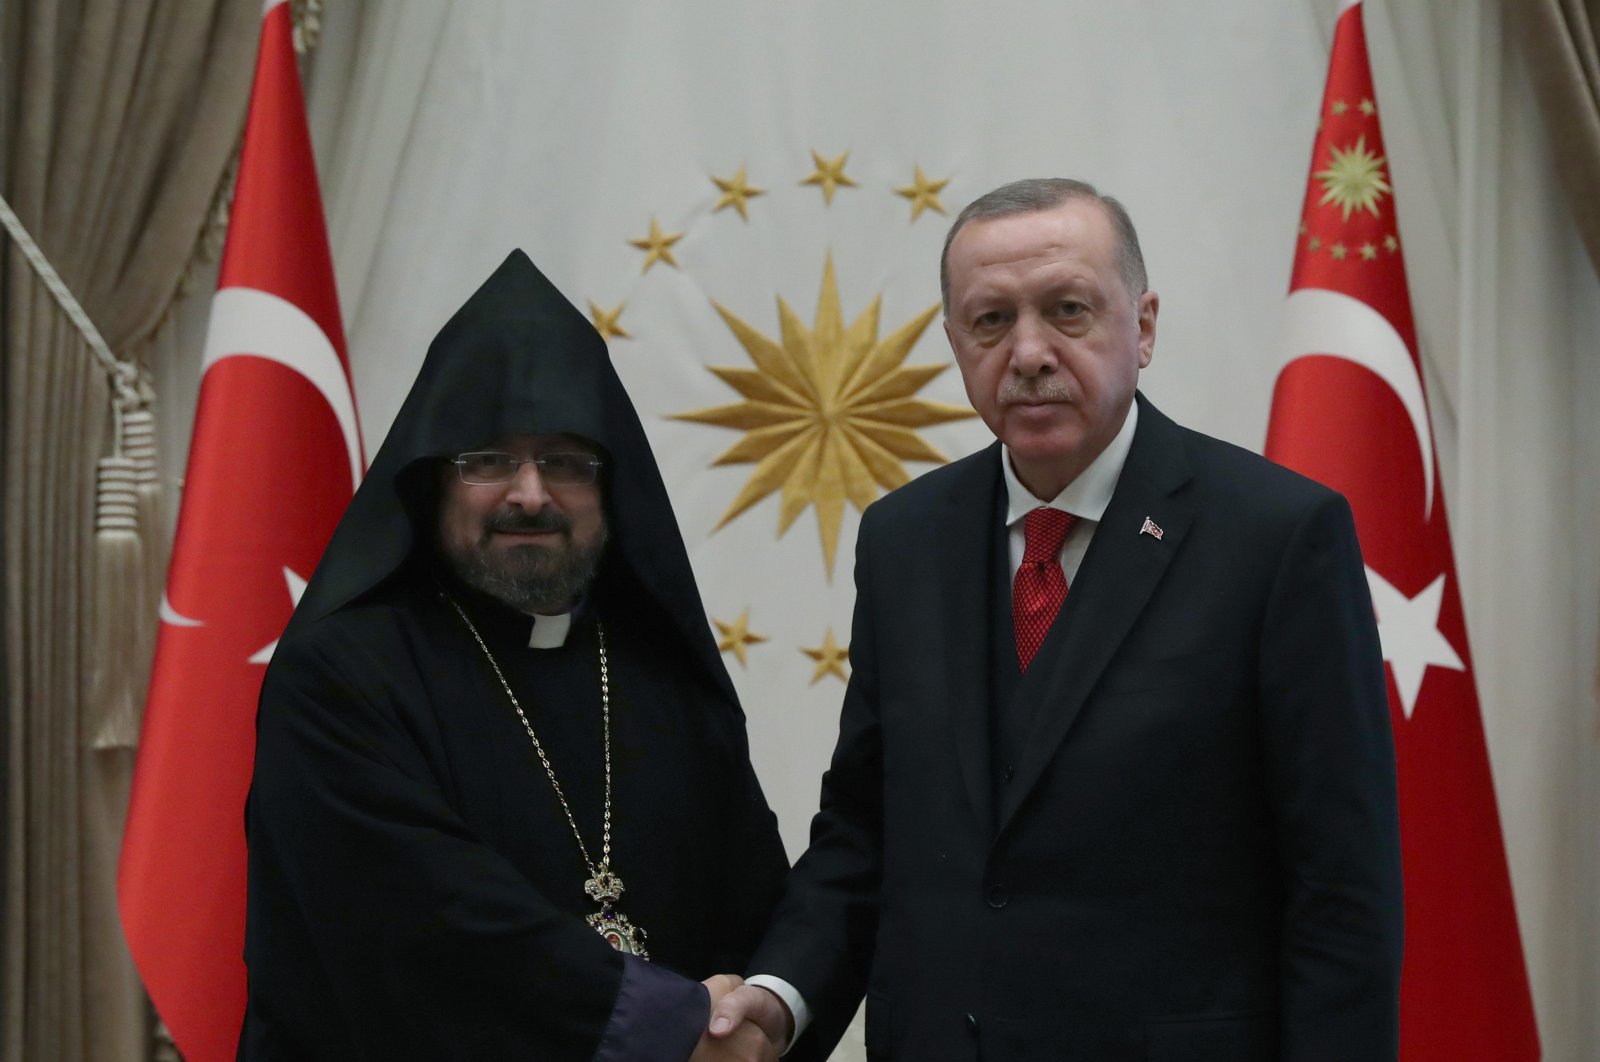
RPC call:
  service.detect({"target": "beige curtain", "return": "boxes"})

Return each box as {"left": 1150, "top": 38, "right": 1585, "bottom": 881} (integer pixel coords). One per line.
{"left": 0, "top": 3, "right": 258, "bottom": 1061}
{"left": 1504, "top": 0, "right": 1600, "bottom": 277}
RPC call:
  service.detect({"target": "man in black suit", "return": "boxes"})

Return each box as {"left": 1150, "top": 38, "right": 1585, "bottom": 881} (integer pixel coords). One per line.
{"left": 709, "top": 179, "right": 1403, "bottom": 1060}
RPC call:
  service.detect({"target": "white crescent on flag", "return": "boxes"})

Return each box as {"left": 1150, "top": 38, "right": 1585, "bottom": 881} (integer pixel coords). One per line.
{"left": 1279, "top": 286, "right": 1434, "bottom": 519}
{"left": 201, "top": 285, "right": 363, "bottom": 490}
{"left": 159, "top": 593, "right": 205, "bottom": 628}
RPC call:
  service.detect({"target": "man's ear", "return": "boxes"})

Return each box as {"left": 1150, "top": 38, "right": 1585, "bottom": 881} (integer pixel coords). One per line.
{"left": 1137, "top": 291, "right": 1159, "bottom": 368}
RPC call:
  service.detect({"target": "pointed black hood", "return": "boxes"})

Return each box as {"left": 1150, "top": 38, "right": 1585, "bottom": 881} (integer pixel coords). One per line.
{"left": 283, "top": 250, "right": 737, "bottom": 706}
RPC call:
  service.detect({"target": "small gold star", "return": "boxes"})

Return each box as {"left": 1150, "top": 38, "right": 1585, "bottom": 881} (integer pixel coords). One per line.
{"left": 1331, "top": 99, "right": 1349, "bottom": 116}
{"left": 1299, "top": 220, "right": 1309, "bottom": 236}
{"left": 893, "top": 164, "right": 951, "bottom": 221}
{"left": 802, "top": 628, "right": 850, "bottom": 685}
{"left": 1359, "top": 98, "right": 1377, "bottom": 116}
{"left": 1384, "top": 234, "right": 1400, "bottom": 253}
{"left": 628, "top": 217, "right": 684, "bottom": 272}
{"left": 588, "top": 300, "right": 630, "bottom": 341}
{"left": 1308, "top": 236, "right": 1322, "bottom": 252}
{"left": 714, "top": 609, "right": 768, "bottom": 667}
{"left": 711, "top": 166, "right": 765, "bottom": 221}
{"left": 1359, "top": 243, "right": 1378, "bottom": 261}
{"left": 1330, "top": 243, "right": 1348, "bottom": 260}
{"left": 800, "top": 150, "right": 858, "bottom": 205}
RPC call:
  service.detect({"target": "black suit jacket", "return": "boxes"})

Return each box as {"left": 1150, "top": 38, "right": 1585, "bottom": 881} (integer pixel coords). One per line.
{"left": 753, "top": 395, "right": 1402, "bottom": 1061}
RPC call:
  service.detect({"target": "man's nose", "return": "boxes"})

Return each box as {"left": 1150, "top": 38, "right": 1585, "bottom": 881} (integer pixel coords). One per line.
{"left": 502, "top": 460, "right": 553, "bottom": 508}
{"left": 1010, "top": 313, "right": 1058, "bottom": 377}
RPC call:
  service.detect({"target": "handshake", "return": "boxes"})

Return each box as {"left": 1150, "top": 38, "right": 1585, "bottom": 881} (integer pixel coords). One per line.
{"left": 689, "top": 975, "right": 793, "bottom": 1062}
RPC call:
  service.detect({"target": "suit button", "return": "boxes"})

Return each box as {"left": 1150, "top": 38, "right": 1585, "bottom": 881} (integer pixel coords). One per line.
{"left": 986, "top": 884, "right": 1008, "bottom": 908}
{"left": 965, "top": 1012, "right": 979, "bottom": 1036}
{"left": 1002, "top": 764, "right": 1015, "bottom": 783}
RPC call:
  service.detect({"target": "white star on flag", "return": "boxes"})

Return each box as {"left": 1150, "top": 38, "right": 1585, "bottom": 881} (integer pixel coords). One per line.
{"left": 248, "top": 566, "right": 309, "bottom": 664}
{"left": 1363, "top": 566, "right": 1465, "bottom": 718}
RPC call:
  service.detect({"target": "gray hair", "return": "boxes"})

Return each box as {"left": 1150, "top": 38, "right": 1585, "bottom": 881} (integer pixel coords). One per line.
{"left": 939, "top": 178, "right": 1148, "bottom": 312}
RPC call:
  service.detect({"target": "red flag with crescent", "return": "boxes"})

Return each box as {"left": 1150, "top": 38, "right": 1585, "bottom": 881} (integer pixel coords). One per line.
{"left": 118, "top": 2, "right": 363, "bottom": 1058}
{"left": 1265, "top": 3, "right": 1538, "bottom": 1057}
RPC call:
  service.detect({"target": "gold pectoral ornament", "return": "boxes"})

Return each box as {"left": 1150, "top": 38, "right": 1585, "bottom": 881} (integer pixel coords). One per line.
{"left": 446, "top": 597, "right": 650, "bottom": 960}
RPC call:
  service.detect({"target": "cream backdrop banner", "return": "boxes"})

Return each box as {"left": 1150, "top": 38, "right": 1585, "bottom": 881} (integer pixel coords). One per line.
{"left": 325, "top": 0, "right": 1334, "bottom": 845}
{"left": 158, "top": 0, "right": 1591, "bottom": 1056}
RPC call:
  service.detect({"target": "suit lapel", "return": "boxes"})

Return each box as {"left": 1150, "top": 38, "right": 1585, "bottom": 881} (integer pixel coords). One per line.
{"left": 997, "top": 396, "right": 1196, "bottom": 833}
{"left": 932, "top": 443, "right": 1005, "bottom": 837}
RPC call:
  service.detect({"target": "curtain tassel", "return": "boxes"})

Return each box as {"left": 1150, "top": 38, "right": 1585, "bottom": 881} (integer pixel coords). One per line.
{"left": 90, "top": 379, "right": 161, "bottom": 750}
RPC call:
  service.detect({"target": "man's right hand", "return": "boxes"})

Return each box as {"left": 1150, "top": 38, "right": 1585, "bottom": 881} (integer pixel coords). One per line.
{"left": 691, "top": 977, "right": 778, "bottom": 1061}
{"left": 688, "top": 1021, "right": 777, "bottom": 1062}
{"left": 707, "top": 985, "right": 792, "bottom": 1052}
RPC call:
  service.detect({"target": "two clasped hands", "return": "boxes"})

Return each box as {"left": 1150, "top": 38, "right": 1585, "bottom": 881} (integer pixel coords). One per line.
{"left": 690, "top": 975, "right": 792, "bottom": 1061}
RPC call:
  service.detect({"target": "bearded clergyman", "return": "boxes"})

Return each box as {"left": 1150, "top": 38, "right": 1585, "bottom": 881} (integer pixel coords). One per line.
{"left": 239, "top": 251, "right": 792, "bottom": 1061}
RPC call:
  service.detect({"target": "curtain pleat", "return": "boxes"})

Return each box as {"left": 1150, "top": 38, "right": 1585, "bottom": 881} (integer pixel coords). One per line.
{"left": 1504, "top": 0, "right": 1600, "bottom": 277}
{"left": 0, "top": 3, "right": 258, "bottom": 1061}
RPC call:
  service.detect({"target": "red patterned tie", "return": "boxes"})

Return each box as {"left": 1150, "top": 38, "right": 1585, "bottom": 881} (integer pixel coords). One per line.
{"left": 1013, "top": 507, "right": 1078, "bottom": 671}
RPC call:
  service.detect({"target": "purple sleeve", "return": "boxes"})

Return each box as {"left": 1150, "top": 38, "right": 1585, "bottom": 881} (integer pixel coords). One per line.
{"left": 592, "top": 954, "right": 709, "bottom": 1062}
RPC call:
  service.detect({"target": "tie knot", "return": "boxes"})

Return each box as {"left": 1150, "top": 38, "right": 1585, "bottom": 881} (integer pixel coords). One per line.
{"left": 1022, "top": 507, "right": 1077, "bottom": 563}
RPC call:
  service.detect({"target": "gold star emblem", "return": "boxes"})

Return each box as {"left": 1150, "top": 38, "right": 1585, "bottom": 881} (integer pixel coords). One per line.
{"left": 1384, "top": 234, "right": 1400, "bottom": 253}
{"left": 1314, "top": 135, "right": 1391, "bottom": 221}
{"left": 1359, "top": 243, "right": 1378, "bottom": 261}
{"left": 1331, "top": 99, "right": 1349, "bottom": 116}
{"left": 1308, "top": 236, "right": 1322, "bottom": 252}
{"left": 714, "top": 609, "right": 768, "bottom": 667}
{"left": 1330, "top": 243, "right": 1348, "bottom": 260}
{"left": 628, "top": 217, "right": 684, "bottom": 272}
{"left": 1359, "top": 98, "right": 1377, "bottom": 116}
{"left": 800, "top": 150, "right": 858, "bottom": 205}
{"left": 1298, "top": 220, "right": 1308, "bottom": 236}
{"left": 711, "top": 166, "right": 766, "bottom": 221}
{"left": 893, "top": 165, "right": 951, "bottom": 221}
{"left": 588, "top": 300, "right": 630, "bottom": 341}
{"left": 802, "top": 628, "right": 850, "bottom": 684}
{"left": 674, "top": 253, "right": 974, "bottom": 576}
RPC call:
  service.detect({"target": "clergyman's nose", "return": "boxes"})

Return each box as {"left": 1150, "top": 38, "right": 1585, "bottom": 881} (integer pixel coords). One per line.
{"left": 503, "top": 460, "right": 552, "bottom": 508}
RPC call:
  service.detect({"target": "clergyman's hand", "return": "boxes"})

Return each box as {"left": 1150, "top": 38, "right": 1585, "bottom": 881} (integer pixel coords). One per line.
{"left": 708, "top": 984, "right": 792, "bottom": 1052}
{"left": 702, "top": 973, "right": 745, "bottom": 1010}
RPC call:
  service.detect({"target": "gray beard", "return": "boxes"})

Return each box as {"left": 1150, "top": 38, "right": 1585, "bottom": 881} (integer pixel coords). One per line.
{"left": 444, "top": 524, "right": 609, "bottom": 614}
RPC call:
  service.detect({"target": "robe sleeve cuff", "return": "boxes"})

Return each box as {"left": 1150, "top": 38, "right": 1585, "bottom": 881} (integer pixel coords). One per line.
{"left": 592, "top": 954, "right": 707, "bottom": 1062}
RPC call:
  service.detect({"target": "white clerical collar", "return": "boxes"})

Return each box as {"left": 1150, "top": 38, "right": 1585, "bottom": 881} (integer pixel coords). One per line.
{"left": 526, "top": 610, "right": 574, "bottom": 649}
{"left": 1002, "top": 399, "right": 1139, "bottom": 527}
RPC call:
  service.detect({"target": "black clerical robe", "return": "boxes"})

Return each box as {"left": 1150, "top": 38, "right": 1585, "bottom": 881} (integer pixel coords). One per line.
{"left": 240, "top": 570, "right": 790, "bottom": 1060}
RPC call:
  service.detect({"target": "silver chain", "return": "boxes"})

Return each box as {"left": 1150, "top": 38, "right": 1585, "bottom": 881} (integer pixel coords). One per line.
{"left": 444, "top": 595, "right": 613, "bottom": 879}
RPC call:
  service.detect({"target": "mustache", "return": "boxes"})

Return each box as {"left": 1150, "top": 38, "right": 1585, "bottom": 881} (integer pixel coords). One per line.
{"left": 484, "top": 509, "right": 572, "bottom": 536}
{"left": 998, "top": 378, "right": 1073, "bottom": 404}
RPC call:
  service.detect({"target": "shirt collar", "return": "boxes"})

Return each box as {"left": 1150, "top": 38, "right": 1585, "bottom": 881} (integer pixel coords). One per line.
{"left": 525, "top": 590, "right": 592, "bottom": 649}
{"left": 527, "top": 610, "right": 573, "bottom": 648}
{"left": 1002, "top": 399, "right": 1139, "bottom": 527}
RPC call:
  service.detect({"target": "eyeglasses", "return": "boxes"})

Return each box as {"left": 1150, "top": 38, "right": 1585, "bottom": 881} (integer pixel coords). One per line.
{"left": 451, "top": 451, "right": 603, "bottom": 486}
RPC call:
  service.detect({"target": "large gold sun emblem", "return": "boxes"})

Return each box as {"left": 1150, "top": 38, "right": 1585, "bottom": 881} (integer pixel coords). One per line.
{"left": 674, "top": 254, "right": 975, "bottom": 576}
{"left": 1314, "top": 134, "right": 1391, "bottom": 221}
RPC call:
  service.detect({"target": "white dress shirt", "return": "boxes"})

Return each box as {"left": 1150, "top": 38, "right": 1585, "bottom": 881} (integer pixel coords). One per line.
{"left": 1002, "top": 400, "right": 1138, "bottom": 580}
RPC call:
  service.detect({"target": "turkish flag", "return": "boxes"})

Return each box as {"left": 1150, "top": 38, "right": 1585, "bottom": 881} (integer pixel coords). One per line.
{"left": 117, "top": 3, "right": 362, "bottom": 1059}
{"left": 1265, "top": 3, "right": 1539, "bottom": 1057}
